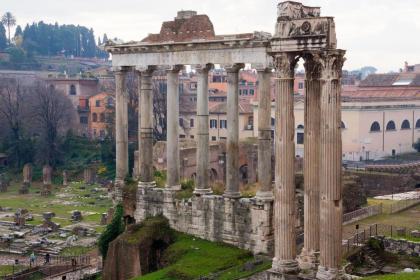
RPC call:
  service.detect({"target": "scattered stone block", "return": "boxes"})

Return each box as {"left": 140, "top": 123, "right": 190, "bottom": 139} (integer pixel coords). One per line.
{"left": 43, "top": 212, "right": 56, "bottom": 221}
{"left": 72, "top": 226, "right": 88, "bottom": 237}
{"left": 71, "top": 210, "right": 83, "bottom": 222}
{"left": 411, "top": 230, "right": 420, "bottom": 238}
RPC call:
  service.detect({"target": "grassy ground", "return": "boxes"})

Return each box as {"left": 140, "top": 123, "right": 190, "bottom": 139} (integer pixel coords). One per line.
{"left": 135, "top": 233, "right": 271, "bottom": 280}
{"left": 362, "top": 271, "right": 420, "bottom": 279}
{"left": 0, "top": 181, "right": 112, "bottom": 231}
{"left": 343, "top": 204, "right": 420, "bottom": 239}
{"left": 0, "top": 265, "right": 27, "bottom": 277}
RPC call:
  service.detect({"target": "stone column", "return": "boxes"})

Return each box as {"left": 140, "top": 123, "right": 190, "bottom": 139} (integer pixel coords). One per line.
{"left": 272, "top": 53, "right": 299, "bottom": 274}
{"left": 316, "top": 50, "right": 346, "bottom": 280}
{"left": 194, "top": 64, "right": 213, "bottom": 195}
{"left": 137, "top": 67, "right": 156, "bottom": 188}
{"left": 115, "top": 68, "right": 128, "bottom": 202}
{"left": 256, "top": 68, "right": 274, "bottom": 200}
{"left": 299, "top": 56, "right": 321, "bottom": 273}
{"left": 224, "top": 63, "right": 244, "bottom": 198}
{"left": 166, "top": 65, "right": 183, "bottom": 190}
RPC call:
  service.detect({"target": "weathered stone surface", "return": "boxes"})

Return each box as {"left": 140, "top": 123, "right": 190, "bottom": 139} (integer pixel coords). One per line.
{"left": 84, "top": 167, "right": 96, "bottom": 185}
{"left": 134, "top": 186, "right": 274, "bottom": 255}
{"left": 103, "top": 217, "right": 174, "bottom": 280}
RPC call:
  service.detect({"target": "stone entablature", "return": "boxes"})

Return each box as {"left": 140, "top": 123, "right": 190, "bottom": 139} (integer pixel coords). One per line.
{"left": 134, "top": 186, "right": 274, "bottom": 255}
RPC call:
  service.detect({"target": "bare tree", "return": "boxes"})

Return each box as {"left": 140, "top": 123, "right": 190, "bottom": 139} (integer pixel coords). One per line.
{"left": 152, "top": 76, "right": 167, "bottom": 141}
{"left": 31, "top": 81, "right": 75, "bottom": 166}
{"left": 1, "top": 12, "right": 16, "bottom": 45}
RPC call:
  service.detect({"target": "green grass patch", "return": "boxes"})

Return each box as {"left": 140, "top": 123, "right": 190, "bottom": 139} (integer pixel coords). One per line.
{"left": 0, "top": 265, "right": 27, "bottom": 276}
{"left": 362, "top": 271, "right": 420, "bottom": 280}
{"left": 60, "top": 246, "right": 92, "bottom": 256}
{"left": 135, "top": 233, "right": 267, "bottom": 280}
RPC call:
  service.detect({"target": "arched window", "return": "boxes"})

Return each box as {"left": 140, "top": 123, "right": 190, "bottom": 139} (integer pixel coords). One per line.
{"left": 416, "top": 119, "right": 420, "bottom": 129}
{"left": 341, "top": 121, "right": 346, "bottom": 129}
{"left": 370, "top": 121, "right": 381, "bottom": 132}
{"left": 100, "top": 113, "right": 105, "bottom": 122}
{"left": 401, "top": 120, "right": 411, "bottom": 130}
{"left": 92, "top": 113, "right": 97, "bottom": 122}
{"left": 386, "top": 121, "right": 396, "bottom": 131}
{"left": 271, "top": 118, "right": 275, "bottom": 126}
{"left": 69, "top": 84, "right": 76, "bottom": 95}
{"left": 297, "top": 124, "right": 304, "bottom": 129}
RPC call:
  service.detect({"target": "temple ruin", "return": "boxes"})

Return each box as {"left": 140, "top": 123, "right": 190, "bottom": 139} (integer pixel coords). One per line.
{"left": 106, "top": 1, "right": 346, "bottom": 279}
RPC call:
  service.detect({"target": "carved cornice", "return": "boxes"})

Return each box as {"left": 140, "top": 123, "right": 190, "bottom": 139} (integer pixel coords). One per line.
{"left": 273, "top": 53, "right": 299, "bottom": 79}
{"left": 312, "top": 50, "right": 346, "bottom": 80}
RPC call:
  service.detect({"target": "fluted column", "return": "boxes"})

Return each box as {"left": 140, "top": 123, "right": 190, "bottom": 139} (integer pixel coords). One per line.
{"left": 272, "top": 53, "right": 299, "bottom": 274}
{"left": 194, "top": 64, "right": 213, "bottom": 195}
{"left": 166, "top": 65, "right": 183, "bottom": 190}
{"left": 114, "top": 68, "right": 128, "bottom": 203}
{"left": 224, "top": 63, "right": 244, "bottom": 198}
{"left": 256, "top": 68, "right": 274, "bottom": 200}
{"left": 137, "top": 66, "right": 156, "bottom": 188}
{"left": 299, "top": 56, "right": 322, "bottom": 273}
{"left": 316, "top": 50, "right": 346, "bottom": 280}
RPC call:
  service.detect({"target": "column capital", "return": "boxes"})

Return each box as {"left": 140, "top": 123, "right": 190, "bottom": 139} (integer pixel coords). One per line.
{"left": 112, "top": 66, "right": 130, "bottom": 73}
{"left": 224, "top": 63, "right": 245, "bottom": 73}
{"left": 313, "top": 49, "right": 346, "bottom": 80}
{"left": 135, "top": 65, "right": 156, "bottom": 75}
{"left": 302, "top": 55, "right": 322, "bottom": 81}
{"left": 192, "top": 63, "right": 213, "bottom": 73}
{"left": 164, "top": 65, "right": 184, "bottom": 73}
{"left": 274, "top": 52, "right": 299, "bottom": 79}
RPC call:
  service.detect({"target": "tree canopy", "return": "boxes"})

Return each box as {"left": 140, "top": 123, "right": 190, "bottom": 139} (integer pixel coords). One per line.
{"left": 21, "top": 22, "right": 108, "bottom": 58}
{"left": 0, "top": 24, "right": 6, "bottom": 50}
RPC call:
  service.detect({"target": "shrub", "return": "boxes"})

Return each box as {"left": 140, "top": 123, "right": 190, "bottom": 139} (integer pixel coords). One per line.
{"left": 98, "top": 204, "right": 124, "bottom": 259}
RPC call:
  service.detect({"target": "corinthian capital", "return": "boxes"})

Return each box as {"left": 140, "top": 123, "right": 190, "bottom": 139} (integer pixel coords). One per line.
{"left": 313, "top": 50, "right": 346, "bottom": 80}
{"left": 274, "top": 53, "right": 298, "bottom": 79}
{"left": 303, "top": 54, "right": 322, "bottom": 81}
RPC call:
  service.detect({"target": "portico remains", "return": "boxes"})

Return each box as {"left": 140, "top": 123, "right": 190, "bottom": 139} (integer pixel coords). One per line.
{"left": 106, "top": 2, "right": 345, "bottom": 279}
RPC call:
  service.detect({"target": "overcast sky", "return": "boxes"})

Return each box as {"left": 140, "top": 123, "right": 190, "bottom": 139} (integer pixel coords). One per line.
{"left": 2, "top": 0, "right": 420, "bottom": 72}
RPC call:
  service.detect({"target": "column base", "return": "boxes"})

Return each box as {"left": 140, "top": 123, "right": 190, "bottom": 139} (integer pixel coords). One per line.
{"left": 298, "top": 249, "right": 319, "bottom": 278}
{"left": 316, "top": 265, "right": 345, "bottom": 280}
{"left": 256, "top": 190, "right": 274, "bottom": 201}
{"left": 138, "top": 181, "right": 156, "bottom": 188}
{"left": 193, "top": 188, "right": 213, "bottom": 195}
{"left": 267, "top": 267, "right": 300, "bottom": 280}
{"left": 272, "top": 258, "right": 300, "bottom": 275}
{"left": 165, "top": 184, "right": 182, "bottom": 191}
{"left": 223, "top": 191, "right": 241, "bottom": 199}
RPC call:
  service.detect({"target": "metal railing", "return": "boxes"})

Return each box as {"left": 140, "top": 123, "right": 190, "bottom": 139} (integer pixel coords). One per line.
{"left": 389, "top": 199, "right": 420, "bottom": 214}
{"left": 343, "top": 204, "right": 383, "bottom": 224}
{"left": 342, "top": 223, "right": 419, "bottom": 255}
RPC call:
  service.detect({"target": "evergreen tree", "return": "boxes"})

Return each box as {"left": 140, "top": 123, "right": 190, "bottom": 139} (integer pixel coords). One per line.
{"left": 0, "top": 23, "right": 7, "bottom": 50}
{"left": 98, "top": 204, "right": 124, "bottom": 259}
{"left": 102, "top": 33, "right": 108, "bottom": 44}
{"left": 97, "top": 36, "right": 101, "bottom": 46}
{"left": 14, "top": 25, "right": 22, "bottom": 37}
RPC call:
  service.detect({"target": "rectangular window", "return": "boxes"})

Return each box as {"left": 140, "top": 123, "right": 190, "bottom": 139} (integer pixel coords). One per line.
{"left": 250, "top": 89, "right": 254, "bottom": 96}
{"left": 298, "top": 82, "right": 304, "bottom": 89}
{"left": 220, "top": 120, "right": 227, "bottom": 129}
{"left": 243, "top": 89, "right": 248, "bottom": 96}
{"left": 239, "top": 89, "right": 242, "bottom": 96}
{"left": 96, "top": 100, "right": 100, "bottom": 107}
{"left": 79, "top": 116, "right": 88, "bottom": 124}
{"left": 210, "top": 119, "right": 217, "bottom": 129}
{"left": 211, "top": 136, "right": 217, "bottom": 141}
{"left": 190, "top": 119, "right": 194, "bottom": 127}
{"left": 297, "top": 132, "right": 304, "bottom": 144}
{"left": 179, "top": 118, "right": 184, "bottom": 126}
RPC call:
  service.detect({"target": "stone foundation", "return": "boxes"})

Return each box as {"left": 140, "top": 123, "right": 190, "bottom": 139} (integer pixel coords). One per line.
{"left": 134, "top": 186, "right": 274, "bottom": 255}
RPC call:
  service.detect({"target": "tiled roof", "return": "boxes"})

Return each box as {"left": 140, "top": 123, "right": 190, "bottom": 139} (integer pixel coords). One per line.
{"left": 342, "top": 87, "right": 420, "bottom": 101}
{"left": 359, "top": 74, "right": 399, "bottom": 87}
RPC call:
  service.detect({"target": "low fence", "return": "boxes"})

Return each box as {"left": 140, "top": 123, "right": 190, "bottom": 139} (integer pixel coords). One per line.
{"left": 389, "top": 199, "right": 420, "bottom": 214}
{"left": 343, "top": 204, "right": 383, "bottom": 225}
{"left": 0, "top": 254, "right": 91, "bottom": 279}
{"left": 342, "top": 223, "right": 419, "bottom": 256}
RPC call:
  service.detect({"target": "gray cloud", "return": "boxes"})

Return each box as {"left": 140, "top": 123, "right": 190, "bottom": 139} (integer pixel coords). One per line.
{"left": 2, "top": 0, "right": 419, "bottom": 72}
